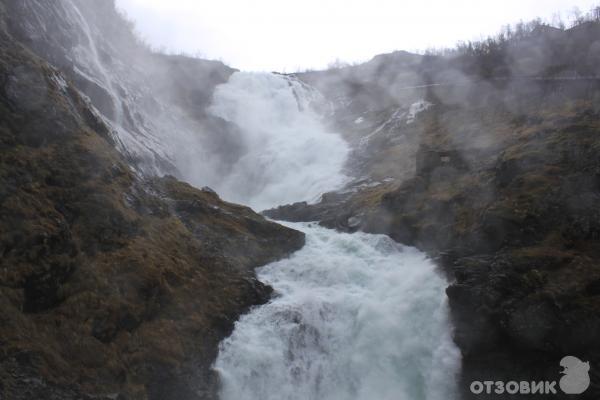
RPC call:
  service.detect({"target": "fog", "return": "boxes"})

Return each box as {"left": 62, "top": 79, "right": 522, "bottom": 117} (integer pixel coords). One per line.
{"left": 116, "top": 0, "right": 598, "bottom": 71}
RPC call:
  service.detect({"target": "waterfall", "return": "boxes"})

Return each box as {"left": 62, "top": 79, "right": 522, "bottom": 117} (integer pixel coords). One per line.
{"left": 26, "top": 6, "right": 461, "bottom": 395}
{"left": 209, "top": 71, "right": 460, "bottom": 400}
{"left": 204, "top": 72, "right": 349, "bottom": 210}
{"left": 65, "top": 0, "right": 124, "bottom": 124}
{"left": 24, "top": 2, "right": 349, "bottom": 207}
{"left": 215, "top": 222, "right": 461, "bottom": 400}
{"left": 59, "top": 0, "right": 177, "bottom": 173}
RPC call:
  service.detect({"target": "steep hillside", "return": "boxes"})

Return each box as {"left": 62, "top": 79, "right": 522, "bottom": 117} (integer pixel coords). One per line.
{"left": 0, "top": 10, "right": 303, "bottom": 400}
{"left": 268, "top": 19, "right": 600, "bottom": 399}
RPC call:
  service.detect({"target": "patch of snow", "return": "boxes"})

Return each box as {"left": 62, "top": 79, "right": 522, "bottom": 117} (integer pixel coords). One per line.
{"left": 354, "top": 117, "right": 364, "bottom": 124}
{"left": 358, "top": 108, "right": 406, "bottom": 148}
{"left": 406, "top": 100, "right": 433, "bottom": 124}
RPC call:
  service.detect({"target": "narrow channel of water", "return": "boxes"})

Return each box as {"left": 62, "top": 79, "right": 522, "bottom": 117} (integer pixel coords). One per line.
{"left": 215, "top": 222, "right": 460, "bottom": 400}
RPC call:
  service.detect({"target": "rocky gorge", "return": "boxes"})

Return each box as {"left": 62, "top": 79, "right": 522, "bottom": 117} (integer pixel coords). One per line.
{"left": 1, "top": 1, "right": 600, "bottom": 399}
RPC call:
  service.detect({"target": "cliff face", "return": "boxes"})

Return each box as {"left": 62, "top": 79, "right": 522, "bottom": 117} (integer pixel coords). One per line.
{"left": 268, "top": 23, "right": 600, "bottom": 399}
{"left": 0, "top": 6, "right": 304, "bottom": 400}
{"left": 3, "top": 0, "right": 240, "bottom": 179}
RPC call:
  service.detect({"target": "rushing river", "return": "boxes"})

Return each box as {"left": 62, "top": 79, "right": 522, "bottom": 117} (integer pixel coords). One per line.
{"left": 215, "top": 222, "right": 460, "bottom": 400}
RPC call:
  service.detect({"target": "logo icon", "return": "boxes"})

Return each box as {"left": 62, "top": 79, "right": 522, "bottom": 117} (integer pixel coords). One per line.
{"left": 559, "top": 356, "right": 590, "bottom": 394}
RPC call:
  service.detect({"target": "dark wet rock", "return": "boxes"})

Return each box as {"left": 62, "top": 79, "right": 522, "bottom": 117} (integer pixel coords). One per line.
{"left": 71, "top": 72, "right": 118, "bottom": 121}
{"left": 264, "top": 201, "right": 314, "bottom": 221}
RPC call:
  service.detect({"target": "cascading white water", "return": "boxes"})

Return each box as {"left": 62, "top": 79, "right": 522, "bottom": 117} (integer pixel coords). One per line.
{"left": 210, "top": 72, "right": 460, "bottom": 399}
{"left": 45, "top": 6, "right": 460, "bottom": 394}
{"left": 215, "top": 222, "right": 461, "bottom": 400}
{"left": 207, "top": 72, "right": 349, "bottom": 211}
{"left": 65, "top": 0, "right": 124, "bottom": 125}
{"left": 34, "top": 1, "right": 350, "bottom": 205}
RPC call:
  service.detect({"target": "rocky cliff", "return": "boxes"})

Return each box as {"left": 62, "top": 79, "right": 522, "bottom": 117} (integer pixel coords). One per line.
{"left": 3, "top": 0, "right": 241, "bottom": 180}
{"left": 0, "top": 3, "right": 304, "bottom": 399}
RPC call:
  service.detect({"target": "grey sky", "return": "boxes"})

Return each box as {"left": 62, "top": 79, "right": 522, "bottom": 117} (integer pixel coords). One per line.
{"left": 115, "top": 0, "right": 599, "bottom": 71}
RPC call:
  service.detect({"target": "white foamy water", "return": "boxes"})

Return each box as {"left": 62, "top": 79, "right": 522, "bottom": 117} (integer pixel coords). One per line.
{"left": 215, "top": 222, "right": 461, "bottom": 400}
{"left": 207, "top": 72, "right": 349, "bottom": 211}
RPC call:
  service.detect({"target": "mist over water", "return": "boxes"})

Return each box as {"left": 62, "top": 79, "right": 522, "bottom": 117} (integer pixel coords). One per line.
{"left": 206, "top": 72, "right": 350, "bottom": 211}
{"left": 210, "top": 71, "right": 460, "bottom": 400}
{"left": 215, "top": 223, "right": 461, "bottom": 400}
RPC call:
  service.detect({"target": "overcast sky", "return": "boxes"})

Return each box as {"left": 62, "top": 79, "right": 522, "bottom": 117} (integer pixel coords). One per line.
{"left": 115, "top": 0, "right": 599, "bottom": 72}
